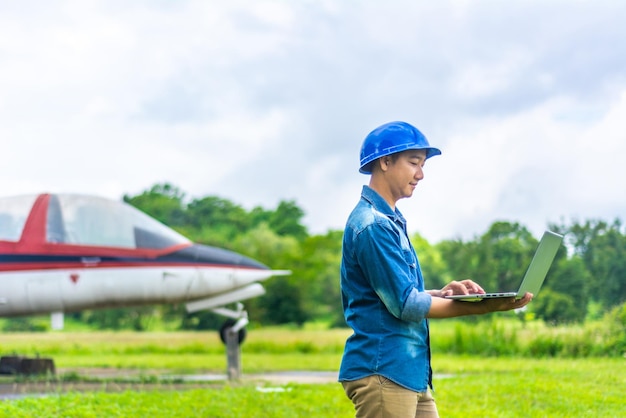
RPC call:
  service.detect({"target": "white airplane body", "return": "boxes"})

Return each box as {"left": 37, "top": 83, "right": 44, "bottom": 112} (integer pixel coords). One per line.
{"left": 1, "top": 267, "right": 269, "bottom": 315}
{"left": 0, "top": 193, "right": 289, "bottom": 334}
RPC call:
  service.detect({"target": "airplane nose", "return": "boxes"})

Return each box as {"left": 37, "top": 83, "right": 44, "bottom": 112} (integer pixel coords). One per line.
{"left": 162, "top": 244, "right": 270, "bottom": 270}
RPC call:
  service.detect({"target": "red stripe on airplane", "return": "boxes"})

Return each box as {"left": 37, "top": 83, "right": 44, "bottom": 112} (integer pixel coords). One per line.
{"left": 0, "top": 262, "right": 262, "bottom": 272}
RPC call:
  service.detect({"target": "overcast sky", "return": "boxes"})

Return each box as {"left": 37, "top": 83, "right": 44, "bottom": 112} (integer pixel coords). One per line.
{"left": 1, "top": 0, "right": 625, "bottom": 243}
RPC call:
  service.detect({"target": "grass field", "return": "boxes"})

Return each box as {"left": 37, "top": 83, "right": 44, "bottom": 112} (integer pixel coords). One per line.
{"left": 0, "top": 328, "right": 624, "bottom": 417}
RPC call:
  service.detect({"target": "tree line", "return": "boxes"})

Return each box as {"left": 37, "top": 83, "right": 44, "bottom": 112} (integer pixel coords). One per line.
{"left": 8, "top": 183, "right": 625, "bottom": 332}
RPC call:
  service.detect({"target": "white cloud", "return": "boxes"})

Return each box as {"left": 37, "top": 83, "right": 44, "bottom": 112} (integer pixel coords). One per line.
{"left": 1, "top": 0, "right": 625, "bottom": 243}
{"left": 402, "top": 86, "right": 626, "bottom": 242}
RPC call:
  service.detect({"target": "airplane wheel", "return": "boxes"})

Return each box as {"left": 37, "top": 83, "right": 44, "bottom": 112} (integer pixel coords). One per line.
{"left": 219, "top": 319, "right": 247, "bottom": 345}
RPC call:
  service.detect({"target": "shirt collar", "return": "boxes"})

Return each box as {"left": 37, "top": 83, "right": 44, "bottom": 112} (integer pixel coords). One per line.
{"left": 361, "top": 185, "right": 407, "bottom": 226}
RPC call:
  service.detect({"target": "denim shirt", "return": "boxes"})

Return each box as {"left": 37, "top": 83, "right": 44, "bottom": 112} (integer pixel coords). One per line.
{"left": 338, "top": 185, "right": 433, "bottom": 392}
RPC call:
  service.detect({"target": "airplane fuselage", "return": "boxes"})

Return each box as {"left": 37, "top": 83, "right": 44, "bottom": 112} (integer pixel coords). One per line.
{"left": 0, "top": 250, "right": 274, "bottom": 316}
{"left": 0, "top": 193, "right": 288, "bottom": 321}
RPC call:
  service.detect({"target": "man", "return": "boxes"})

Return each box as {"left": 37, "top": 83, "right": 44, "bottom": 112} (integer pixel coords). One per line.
{"left": 339, "top": 121, "right": 532, "bottom": 418}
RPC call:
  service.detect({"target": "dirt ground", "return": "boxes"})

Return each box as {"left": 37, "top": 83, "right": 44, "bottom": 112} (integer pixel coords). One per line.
{"left": 0, "top": 368, "right": 339, "bottom": 400}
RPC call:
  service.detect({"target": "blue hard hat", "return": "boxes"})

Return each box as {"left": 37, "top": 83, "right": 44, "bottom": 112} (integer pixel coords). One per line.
{"left": 359, "top": 121, "right": 442, "bottom": 174}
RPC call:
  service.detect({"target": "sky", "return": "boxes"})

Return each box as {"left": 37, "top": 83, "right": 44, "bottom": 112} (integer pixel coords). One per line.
{"left": 1, "top": 0, "right": 625, "bottom": 244}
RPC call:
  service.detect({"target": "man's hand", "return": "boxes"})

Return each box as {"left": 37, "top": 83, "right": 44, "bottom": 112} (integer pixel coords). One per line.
{"left": 429, "top": 279, "right": 485, "bottom": 297}
{"left": 477, "top": 292, "right": 533, "bottom": 313}
{"left": 427, "top": 291, "right": 534, "bottom": 318}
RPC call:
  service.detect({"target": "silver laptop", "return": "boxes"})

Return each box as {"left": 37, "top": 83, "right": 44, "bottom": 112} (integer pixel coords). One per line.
{"left": 445, "top": 230, "right": 563, "bottom": 302}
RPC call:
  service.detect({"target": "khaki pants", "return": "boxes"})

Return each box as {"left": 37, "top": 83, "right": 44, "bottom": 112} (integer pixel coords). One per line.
{"left": 342, "top": 375, "right": 439, "bottom": 418}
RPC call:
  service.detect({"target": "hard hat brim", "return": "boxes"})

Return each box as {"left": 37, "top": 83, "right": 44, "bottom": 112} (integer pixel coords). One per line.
{"left": 359, "top": 146, "right": 441, "bottom": 174}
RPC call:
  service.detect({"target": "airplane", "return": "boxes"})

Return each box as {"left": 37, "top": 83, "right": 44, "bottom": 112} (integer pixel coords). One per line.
{"left": 0, "top": 192, "right": 290, "bottom": 344}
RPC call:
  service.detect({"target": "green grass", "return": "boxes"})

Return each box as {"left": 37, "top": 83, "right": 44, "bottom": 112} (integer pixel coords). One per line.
{"left": 433, "top": 356, "right": 625, "bottom": 417}
{"left": 0, "top": 384, "right": 352, "bottom": 418}
{"left": 0, "top": 358, "right": 623, "bottom": 417}
{"left": 0, "top": 329, "right": 350, "bottom": 373}
{"left": 0, "top": 328, "right": 624, "bottom": 417}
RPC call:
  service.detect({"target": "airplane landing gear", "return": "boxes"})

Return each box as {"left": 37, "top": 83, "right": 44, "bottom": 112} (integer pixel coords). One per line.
{"left": 213, "top": 302, "right": 249, "bottom": 345}
{"left": 212, "top": 302, "right": 248, "bottom": 380}
{"left": 219, "top": 319, "right": 247, "bottom": 345}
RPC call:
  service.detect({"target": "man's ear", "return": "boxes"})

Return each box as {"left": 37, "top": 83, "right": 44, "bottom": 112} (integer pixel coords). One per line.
{"left": 372, "top": 157, "right": 390, "bottom": 174}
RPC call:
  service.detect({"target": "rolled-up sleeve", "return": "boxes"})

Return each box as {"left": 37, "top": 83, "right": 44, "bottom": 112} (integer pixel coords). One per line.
{"left": 401, "top": 288, "right": 432, "bottom": 322}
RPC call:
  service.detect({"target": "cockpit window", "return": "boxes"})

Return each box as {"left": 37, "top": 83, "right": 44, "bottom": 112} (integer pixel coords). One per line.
{"left": 0, "top": 195, "right": 38, "bottom": 242}
{"left": 51, "top": 194, "right": 190, "bottom": 249}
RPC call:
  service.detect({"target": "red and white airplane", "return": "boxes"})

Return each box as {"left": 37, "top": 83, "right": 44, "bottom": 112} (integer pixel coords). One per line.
{"left": 0, "top": 193, "right": 290, "bottom": 339}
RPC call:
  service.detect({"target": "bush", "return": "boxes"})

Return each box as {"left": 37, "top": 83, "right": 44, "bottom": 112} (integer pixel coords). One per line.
{"left": 2, "top": 318, "right": 49, "bottom": 332}
{"left": 532, "top": 290, "right": 580, "bottom": 325}
{"left": 603, "top": 302, "right": 626, "bottom": 356}
{"left": 434, "top": 320, "right": 518, "bottom": 356}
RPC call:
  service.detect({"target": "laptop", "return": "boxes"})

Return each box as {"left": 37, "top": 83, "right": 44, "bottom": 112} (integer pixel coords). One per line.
{"left": 445, "top": 230, "right": 563, "bottom": 302}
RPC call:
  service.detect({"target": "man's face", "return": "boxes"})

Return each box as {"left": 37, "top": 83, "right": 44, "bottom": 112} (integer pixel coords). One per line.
{"left": 384, "top": 149, "right": 427, "bottom": 201}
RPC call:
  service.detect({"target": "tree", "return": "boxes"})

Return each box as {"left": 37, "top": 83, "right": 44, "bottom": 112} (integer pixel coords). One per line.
{"left": 123, "top": 183, "right": 186, "bottom": 228}
{"left": 532, "top": 289, "right": 579, "bottom": 325}
{"left": 267, "top": 200, "right": 308, "bottom": 240}
{"left": 231, "top": 222, "right": 300, "bottom": 267}
{"left": 475, "top": 222, "right": 537, "bottom": 293}
{"left": 229, "top": 223, "right": 306, "bottom": 325}
{"left": 558, "top": 219, "right": 626, "bottom": 309}
{"left": 439, "top": 222, "right": 538, "bottom": 295}
{"left": 586, "top": 223, "right": 626, "bottom": 307}
{"left": 541, "top": 256, "right": 590, "bottom": 323}
{"left": 261, "top": 276, "right": 310, "bottom": 326}
{"left": 186, "top": 196, "right": 252, "bottom": 247}
{"left": 437, "top": 238, "right": 480, "bottom": 286}
{"left": 83, "top": 306, "right": 156, "bottom": 331}
{"left": 411, "top": 233, "right": 450, "bottom": 291}
{"left": 294, "top": 230, "right": 344, "bottom": 326}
